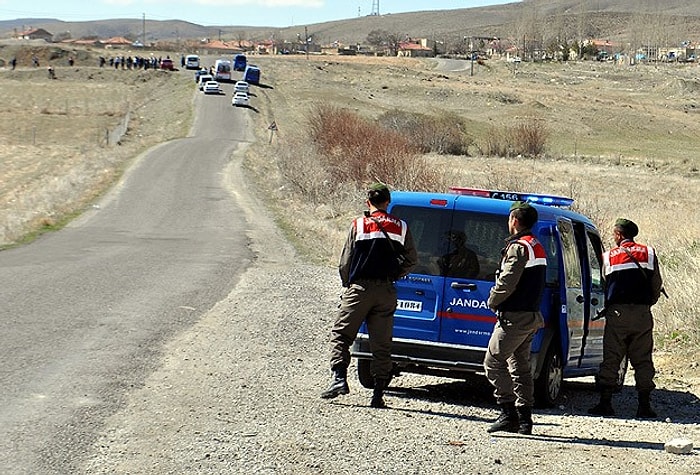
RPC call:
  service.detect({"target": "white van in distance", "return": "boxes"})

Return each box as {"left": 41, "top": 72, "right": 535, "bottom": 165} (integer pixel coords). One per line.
{"left": 185, "top": 54, "right": 200, "bottom": 70}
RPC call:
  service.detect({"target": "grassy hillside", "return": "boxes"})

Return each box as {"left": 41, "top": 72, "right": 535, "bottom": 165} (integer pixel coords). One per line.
{"left": 2, "top": 0, "right": 700, "bottom": 46}
{"left": 240, "top": 54, "right": 700, "bottom": 355}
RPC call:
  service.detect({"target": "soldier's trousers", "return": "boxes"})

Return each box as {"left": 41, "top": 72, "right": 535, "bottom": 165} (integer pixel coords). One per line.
{"left": 329, "top": 279, "right": 396, "bottom": 380}
{"left": 483, "top": 311, "right": 543, "bottom": 407}
{"left": 597, "top": 303, "right": 656, "bottom": 392}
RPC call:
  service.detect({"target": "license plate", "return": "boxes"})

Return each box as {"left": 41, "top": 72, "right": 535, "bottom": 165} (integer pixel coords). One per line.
{"left": 397, "top": 299, "right": 422, "bottom": 312}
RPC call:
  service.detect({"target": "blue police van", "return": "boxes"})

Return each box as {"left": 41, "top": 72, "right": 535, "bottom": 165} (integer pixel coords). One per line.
{"left": 243, "top": 65, "right": 261, "bottom": 85}
{"left": 351, "top": 187, "right": 623, "bottom": 406}
{"left": 234, "top": 54, "right": 247, "bottom": 72}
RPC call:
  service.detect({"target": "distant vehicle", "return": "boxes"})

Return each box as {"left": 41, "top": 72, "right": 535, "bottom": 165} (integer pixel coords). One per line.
{"left": 243, "top": 65, "right": 261, "bottom": 85}
{"left": 160, "top": 58, "right": 174, "bottom": 70}
{"left": 185, "top": 54, "right": 200, "bottom": 69}
{"left": 234, "top": 81, "right": 249, "bottom": 94}
{"left": 198, "top": 74, "right": 214, "bottom": 90}
{"left": 508, "top": 56, "right": 522, "bottom": 63}
{"left": 233, "top": 54, "right": 247, "bottom": 72}
{"left": 202, "top": 81, "right": 222, "bottom": 95}
{"left": 214, "top": 59, "right": 232, "bottom": 82}
{"left": 232, "top": 91, "right": 249, "bottom": 107}
{"left": 194, "top": 68, "right": 209, "bottom": 83}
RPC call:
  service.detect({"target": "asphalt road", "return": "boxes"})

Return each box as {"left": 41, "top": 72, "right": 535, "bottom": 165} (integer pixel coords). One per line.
{"left": 0, "top": 76, "right": 254, "bottom": 474}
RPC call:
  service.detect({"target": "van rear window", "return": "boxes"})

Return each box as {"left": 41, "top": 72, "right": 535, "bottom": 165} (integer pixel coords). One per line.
{"left": 392, "top": 206, "right": 509, "bottom": 281}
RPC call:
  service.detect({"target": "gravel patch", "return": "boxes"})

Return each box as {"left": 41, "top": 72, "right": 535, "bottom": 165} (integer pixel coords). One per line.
{"left": 80, "top": 148, "right": 700, "bottom": 475}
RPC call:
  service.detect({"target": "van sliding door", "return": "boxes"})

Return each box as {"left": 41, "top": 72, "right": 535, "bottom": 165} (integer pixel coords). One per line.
{"left": 579, "top": 229, "right": 606, "bottom": 367}
{"left": 557, "top": 218, "right": 585, "bottom": 368}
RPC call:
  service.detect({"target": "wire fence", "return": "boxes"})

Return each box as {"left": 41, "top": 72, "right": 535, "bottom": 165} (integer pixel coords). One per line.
{"left": 13, "top": 110, "right": 130, "bottom": 147}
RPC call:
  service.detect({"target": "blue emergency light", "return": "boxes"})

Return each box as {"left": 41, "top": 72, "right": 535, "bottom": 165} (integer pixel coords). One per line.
{"left": 449, "top": 187, "right": 574, "bottom": 208}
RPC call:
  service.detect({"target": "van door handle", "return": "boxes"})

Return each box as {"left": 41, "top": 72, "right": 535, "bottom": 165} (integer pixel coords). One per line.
{"left": 576, "top": 295, "right": 585, "bottom": 303}
{"left": 451, "top": 282, "right": 477, "bottom": 291}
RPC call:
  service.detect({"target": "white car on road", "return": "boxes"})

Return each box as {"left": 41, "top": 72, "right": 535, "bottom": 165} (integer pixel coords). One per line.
{"left": 232, "top": 92, "right": 249, "bottom": 107}
{"left": 197, "top": 74, "right": 214, "bottom": 90}
{"left": 234, "top": 81, "right": 249, "bottom": 94}
{"left": 202, "top": 81, "right": 222, "bottom": 95}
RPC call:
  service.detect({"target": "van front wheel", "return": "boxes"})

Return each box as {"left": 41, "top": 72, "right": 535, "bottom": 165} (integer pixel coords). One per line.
{"left": 534, "top": 346, "right": 563, "bottom": 408}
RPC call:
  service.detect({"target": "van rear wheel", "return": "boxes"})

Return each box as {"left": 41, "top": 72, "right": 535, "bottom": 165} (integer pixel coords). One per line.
{"left": 357, "top": 359, "right": 393, "bottom": 389}
{"left": 357, "top": 359, "right": 374, "bottom": 388}
{"left": 534, "top": 346, "right": 563, "bottom": 408}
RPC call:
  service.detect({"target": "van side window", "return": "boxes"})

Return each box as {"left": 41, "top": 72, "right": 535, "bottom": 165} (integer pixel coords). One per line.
{"left": 538, "top": 227, "right": 560, "bottom": 286}
{"left": 585, "top": 231, "right": 604, "bottom": 291}
{"left": 558, "top": 220, "right": 582, "bottom": 288}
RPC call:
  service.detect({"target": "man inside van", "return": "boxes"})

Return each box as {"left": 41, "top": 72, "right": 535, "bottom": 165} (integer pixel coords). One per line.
{"left": 437, "top": 230, "right": 480, "bottom": 278}
{"left": 483, "top": 201, "right": 546, "bottom": 435}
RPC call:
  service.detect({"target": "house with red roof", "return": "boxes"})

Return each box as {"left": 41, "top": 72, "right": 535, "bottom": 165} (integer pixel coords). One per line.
{"left": 101, "top": 36, "right": 134, "bottom": 49}
{"left": 17, "top": 28, "right": 53, "bottom": 42}
{"left": 398, "top": 39, "right": 434, "bottom": 58}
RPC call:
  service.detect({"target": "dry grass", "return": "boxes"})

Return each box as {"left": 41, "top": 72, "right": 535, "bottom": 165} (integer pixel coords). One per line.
{"left": 1, "top": 48, "right": 698, "bottom": 374}
{"left": 0, "top": 63, "right": 193, "bottom": 245}
{"left": 243, "top": 55, "right": 700, "bottom": 359}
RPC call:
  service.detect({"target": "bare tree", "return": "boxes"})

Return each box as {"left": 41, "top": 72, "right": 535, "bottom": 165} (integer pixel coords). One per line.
{"left": 366, "top": 29, "right": 402, "bottom": 56}
{"left": 235, "top": 30, "right": 247, "bottom": 49}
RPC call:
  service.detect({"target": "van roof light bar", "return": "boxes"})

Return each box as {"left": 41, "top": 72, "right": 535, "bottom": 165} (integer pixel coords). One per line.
{"left": 449, "top": 187, "right": 574, "bottom": 208}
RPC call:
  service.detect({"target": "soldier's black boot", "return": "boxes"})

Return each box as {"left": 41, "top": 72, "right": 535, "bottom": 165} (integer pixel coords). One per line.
{"left": 320, "top": 366, "right": 349, "bottom": 399}
{"left": 636, "top": 390, "right": 657, "bottom": 419}
{"left": 588, "top": 387, "right": 615, "bottom": 416}
{"left": 487, "top": 402, "right": 519, "bottom": 433}
{"left": 370, "top": 378, "right": 388, "bottom": 408}
{"left": 516, "top": 406, "right": 533, "bottom": 435}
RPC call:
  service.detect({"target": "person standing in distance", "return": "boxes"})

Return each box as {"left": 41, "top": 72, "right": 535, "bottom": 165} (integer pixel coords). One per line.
{"left": 589, "top": 218, "right": 663, "bottom": 418}
{"left": 483, "top": 201, "right": 546, "bottom": 435}
{"left": 320, "top": 182, "right": 417, "bottom": 408}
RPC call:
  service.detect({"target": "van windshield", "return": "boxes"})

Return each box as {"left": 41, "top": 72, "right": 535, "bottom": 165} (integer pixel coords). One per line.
{"left": 392, "top": 206, "right": 509, "bottom": 281}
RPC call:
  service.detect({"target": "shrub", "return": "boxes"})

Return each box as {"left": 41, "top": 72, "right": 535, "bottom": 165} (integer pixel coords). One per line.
{"left": 479, "top": 118, "right": 549, "bottom": 158}
{"left": 480, "top": 124, "right": 512, "bottom": 158}
{"left": 378, "top": 109, "right": 473, "bottom": 155}
{"left": 512, "top": 119, "right": 549, "bottom": 157}
{"left": 305, "top": 103, "right": 448, "bottom": 193}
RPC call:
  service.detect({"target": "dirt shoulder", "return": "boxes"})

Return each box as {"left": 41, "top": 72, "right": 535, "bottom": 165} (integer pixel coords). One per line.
{"left": 79, "top": 143, "right": 700, "bottom": 475}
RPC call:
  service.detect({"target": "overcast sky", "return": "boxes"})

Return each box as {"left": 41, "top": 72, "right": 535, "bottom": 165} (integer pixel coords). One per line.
{"left": 0, "top": 0, "right": 516, "bottom": 27}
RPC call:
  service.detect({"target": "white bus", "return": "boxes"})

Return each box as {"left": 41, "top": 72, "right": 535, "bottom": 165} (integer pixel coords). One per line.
{"left": 214, "top": 59, "right": 232, "bottom": 82}
{"left": 185, "top": 54, "right": 200, "bottom": 69}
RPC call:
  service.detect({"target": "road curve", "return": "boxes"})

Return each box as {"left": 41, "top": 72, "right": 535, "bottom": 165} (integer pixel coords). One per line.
{"left": 0, "top": 78, "right": 254, "bottom": 474}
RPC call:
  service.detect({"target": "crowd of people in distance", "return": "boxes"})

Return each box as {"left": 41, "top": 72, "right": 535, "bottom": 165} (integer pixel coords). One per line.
{"left": 98, "top": 55, "right": 172, "bottom": 70}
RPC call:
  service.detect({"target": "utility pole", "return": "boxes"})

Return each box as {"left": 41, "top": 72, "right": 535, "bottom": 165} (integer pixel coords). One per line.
{"left": 305, "top": 26, "right": 309, "bottom": 60}
{"left": 142, "top": 13, "right": 146, "bottom": 46}
{"left": 470, "top": 37, "right": 475, "bottom": 76}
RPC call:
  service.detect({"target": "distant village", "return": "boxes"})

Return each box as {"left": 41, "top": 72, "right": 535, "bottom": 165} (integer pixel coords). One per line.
{"left": 13, "top": 26, "right": 700, "bottom": 64}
